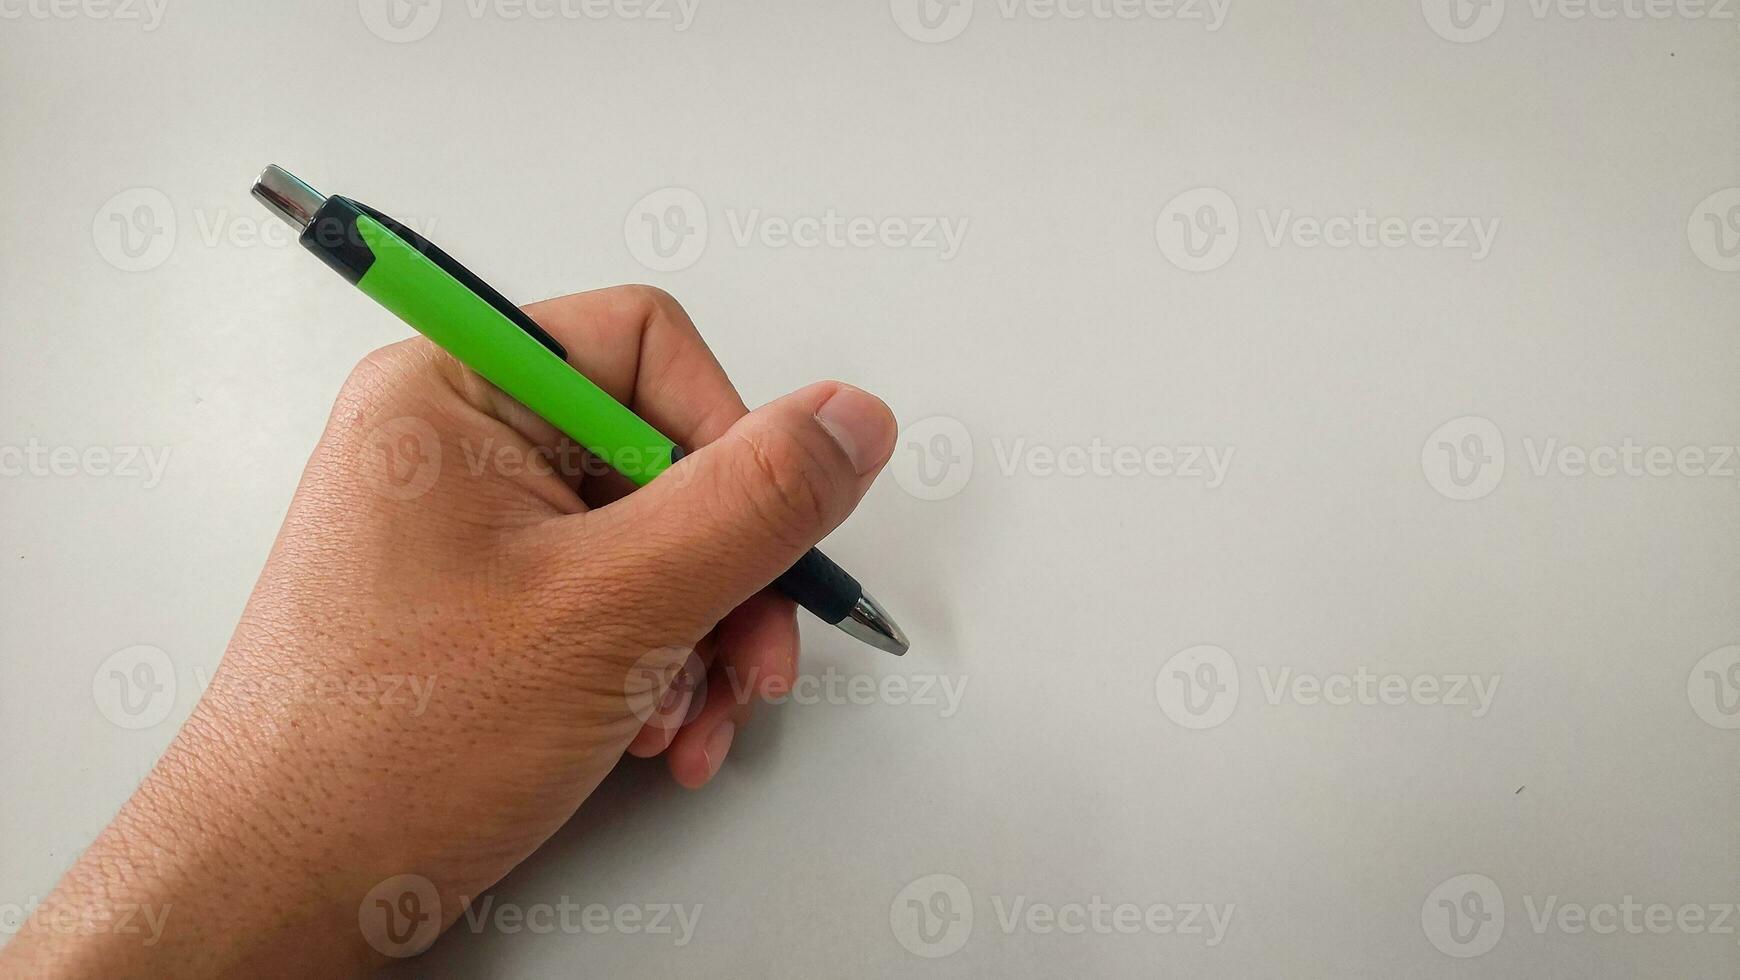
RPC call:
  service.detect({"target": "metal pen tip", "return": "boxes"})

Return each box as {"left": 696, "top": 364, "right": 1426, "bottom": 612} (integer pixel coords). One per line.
{"left": 838, "top": 591, "right": 909, "bottom": 656}
{"left": 251, "top": 164, "right": 324, "bottom": 232}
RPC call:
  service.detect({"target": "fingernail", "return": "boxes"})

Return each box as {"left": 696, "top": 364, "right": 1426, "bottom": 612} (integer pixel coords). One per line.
{"left": 815, "top": 386, "right": 895, "bottom": 475}
{"left": 702, "top": 721, "right": 735, "bottom": 781}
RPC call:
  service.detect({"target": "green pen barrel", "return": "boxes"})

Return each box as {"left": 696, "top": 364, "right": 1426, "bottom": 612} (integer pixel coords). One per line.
{"left": 347, "top": 215, "right": 678, "bottom": 485}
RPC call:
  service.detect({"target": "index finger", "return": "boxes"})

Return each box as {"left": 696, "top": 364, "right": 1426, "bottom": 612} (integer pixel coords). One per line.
{"left": 521, "top": 284, "right": 749, "bottom": 451}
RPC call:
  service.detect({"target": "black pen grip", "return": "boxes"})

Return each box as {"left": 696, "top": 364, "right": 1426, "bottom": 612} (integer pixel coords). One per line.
{"left": 773, "top": 548, "right": 860, "bottom": 625}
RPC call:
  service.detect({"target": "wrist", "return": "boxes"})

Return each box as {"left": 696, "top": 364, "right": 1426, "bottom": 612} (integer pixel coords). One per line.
{"left": 3, "top": 709, "right": 379, "bottom": 978}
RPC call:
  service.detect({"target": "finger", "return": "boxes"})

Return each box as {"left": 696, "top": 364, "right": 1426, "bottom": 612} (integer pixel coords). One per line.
{"left": 624, "top": 590, "right": 793, "bottom": 759}
{"left": 715, "top": 591, "right": 800, "bottom": 705}
{"left": 666, "top": 597, "right": 799, "bottom": 785}
{"left": 666, "top": 664, "right": 742, "bottom": 790}
{"left": 625, "top": 634, "right": 714, "bottom": 758}
{"left": 456, "top": 286, "right": 749, "bottom": 500}
{"left": 624, "top": 681, "right": 693, "bottom": 757}
{"left": 523, "top": 285, "right": 747, "bottom": 446}
{"left": 571, "top": 381, "right": 896, "bottom": 639}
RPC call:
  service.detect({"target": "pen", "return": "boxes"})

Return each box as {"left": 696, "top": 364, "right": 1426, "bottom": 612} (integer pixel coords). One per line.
{"left": 251, "top": 164, "right": 909, "bottom": 656}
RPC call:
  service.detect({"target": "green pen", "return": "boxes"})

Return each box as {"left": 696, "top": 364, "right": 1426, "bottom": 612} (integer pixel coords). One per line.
{"left": 251, "top": 165, "right": 908, "bottom": 655}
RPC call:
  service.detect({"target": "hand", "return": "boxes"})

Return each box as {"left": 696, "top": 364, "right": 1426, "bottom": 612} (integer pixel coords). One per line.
{"left": 0, "top": 286, "right": 897, "bottom": 978}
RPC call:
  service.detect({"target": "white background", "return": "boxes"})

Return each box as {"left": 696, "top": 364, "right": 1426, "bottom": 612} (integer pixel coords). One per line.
{"left": 2, "top": 0, "right": 1738, "bottom": 976}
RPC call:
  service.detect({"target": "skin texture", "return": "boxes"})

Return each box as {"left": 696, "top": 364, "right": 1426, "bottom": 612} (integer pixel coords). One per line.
{"left": 0, "top": 286, "right": 897, "bottom": 978}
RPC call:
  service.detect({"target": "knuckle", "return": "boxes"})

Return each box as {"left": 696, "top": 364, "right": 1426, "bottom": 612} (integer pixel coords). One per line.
{"left": 347, "top": 340, "right": 428, "bottom": 390}
{"left": 332, "top": 341, "right": 435, "bottom": 426}
{"left": 732, "top": 427, "right": 833, "bottom": 547}
{"left": 619, "top": 283, "right": 683, "bottom": 320}
{"left": 622, "top": 283, "right": 682, "bottom": 315}
{"left": 316, "top": 343, "right": 464, "bottom": 488}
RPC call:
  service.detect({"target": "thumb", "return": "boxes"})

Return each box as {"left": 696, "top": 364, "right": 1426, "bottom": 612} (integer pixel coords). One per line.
{"left": 588, "top": 381, "right": 897, "bottom": 630}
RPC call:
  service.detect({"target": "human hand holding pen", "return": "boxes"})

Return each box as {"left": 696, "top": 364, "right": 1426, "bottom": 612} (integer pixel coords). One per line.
{"left": 0, "top": 285, "right": 898, "bottom": 978}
